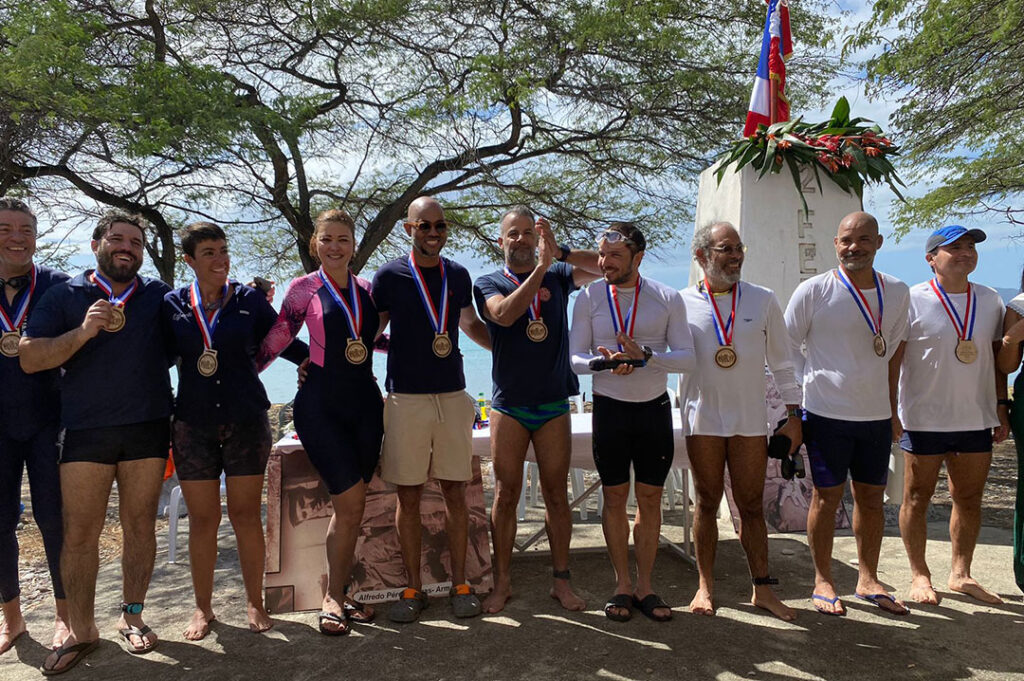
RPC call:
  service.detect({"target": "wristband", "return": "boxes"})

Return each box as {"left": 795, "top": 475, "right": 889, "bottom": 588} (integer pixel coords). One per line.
{"left": 785, "top": 408, "right": 801, "bottom": 419}
{"left": 641, "top": 345, "right": 654, "bottom": 362}
{"left": 998, "top": 399, "right": 1012, "bottom": 407}
{"left": 557, "top": 244, "right": 571, "bottom": 262}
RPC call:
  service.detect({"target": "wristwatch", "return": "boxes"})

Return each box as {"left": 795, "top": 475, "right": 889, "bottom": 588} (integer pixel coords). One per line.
{"left": 557, "top": 244, "right": 571, "bottom": 262}
{"left": 998, "top": 399, "right": 1013, "bottom": 408}
{"left": 786, "top": 408, "right": 801, "bottom": 419}
{"left": 641, "top": 345, "right": 654, "bottom": 362}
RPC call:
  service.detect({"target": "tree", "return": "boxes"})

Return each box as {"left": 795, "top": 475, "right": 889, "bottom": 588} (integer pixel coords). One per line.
{"left": 852, "top": 0, "right": 1024, "bottom": 233}
{"left": 1, "top": 0, "right": 843, "bottom": 283}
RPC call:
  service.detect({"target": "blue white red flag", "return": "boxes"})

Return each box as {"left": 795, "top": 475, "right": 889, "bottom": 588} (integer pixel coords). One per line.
{"left": 743, "top": 0, "right": 793, "bottom": 137}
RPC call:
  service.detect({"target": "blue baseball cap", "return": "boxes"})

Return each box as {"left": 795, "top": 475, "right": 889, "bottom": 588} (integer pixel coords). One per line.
{"left": 925, "top": 225, "right": 986, "bottom": 253}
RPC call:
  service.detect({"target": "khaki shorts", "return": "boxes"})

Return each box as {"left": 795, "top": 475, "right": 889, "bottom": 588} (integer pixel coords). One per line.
{"left": 380, "top": 391, "right": 475, "bottom": 485}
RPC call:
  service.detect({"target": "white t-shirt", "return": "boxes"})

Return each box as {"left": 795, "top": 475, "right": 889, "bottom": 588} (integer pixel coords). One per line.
{"left": 678, "top": 282, "right": 801, "bottom": 437}
{"left": 570, "top": 276, "right": 695, "bottom": 403}
{"left": 784, "top": 269, "right": 910, "bottom": 421}
{"left": 898, "top": 281, "right": 1004, "bottom": 431}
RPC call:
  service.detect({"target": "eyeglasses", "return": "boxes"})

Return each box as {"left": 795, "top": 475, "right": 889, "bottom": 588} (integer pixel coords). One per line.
{"left": 597, "top": 231, "right": 634, "bottom": 247}
{"left": 708, "top": 244, "right": 746, "bottom": 256}
{"left": 409, "top": 220, "right": 448, "bottom": 233}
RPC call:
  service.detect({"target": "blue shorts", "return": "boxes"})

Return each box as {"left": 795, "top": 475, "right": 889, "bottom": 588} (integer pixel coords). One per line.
{"left": 803, "top": 411, "right": 891, "bottom": 488}
{"left": 493, "top": 400, "right": 570, "bottom": 432}
{"left": 900, "top": 429, "right": 993, "bottom": 455}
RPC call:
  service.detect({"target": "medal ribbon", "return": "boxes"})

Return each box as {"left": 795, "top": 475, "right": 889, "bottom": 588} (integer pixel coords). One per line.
{"left": 702, "top": 278, "right": 741, "bottom": 348}
{"left": 408, "top": 253, "right": 449, "bottom": 336}
{"left": 0, "top": 265, "right": 35, "bottom": 332}
{"left": 91, "top": 270, "right": 139, "bottom": 310}
{"left": 832, "top": 268, "right": 884, "bottom": 336}
{"left": 189, "top": 281, "right": 229, "bottom": 351}
{"left": 501, "top": 267, "right": 540, "bottom": 321}
{"left": 929, "top": 279, "right": 976, "bottom": 341}
{"left": 605, "top": 277, "right": 642, "bottom": 352}
{"left": 318, "top": 269, "right": 363, "bottom": 340}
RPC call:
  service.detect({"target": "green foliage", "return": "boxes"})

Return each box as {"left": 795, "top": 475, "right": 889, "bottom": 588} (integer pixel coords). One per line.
{"left": 851, "top": 0, "right": 1024, "bottom": 234}
{"left": 715, "top": 97, "right": 905, "bottom": 214}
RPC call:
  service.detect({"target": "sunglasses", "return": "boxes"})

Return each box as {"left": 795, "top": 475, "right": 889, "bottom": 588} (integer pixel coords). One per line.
{"left": 597, "top": 231, "right": 634, "bottom": 247}
{"left": 409, "top": 220, "right": 448, "bottom": 233}
{"left": 708, "top": 244, "right": 746, "bottom": 256}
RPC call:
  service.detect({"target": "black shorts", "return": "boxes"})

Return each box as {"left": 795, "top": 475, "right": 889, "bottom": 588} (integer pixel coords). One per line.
{"left": 900, "top": 429, "right": 993, "bottom": 455}
{"left": 592, "top": 392, "right": 674, "bottom": 487}
{"left": 60, "top": 418, "right": 171, "bottom": 465}
{"left": 172, "top": 414, "right": 273, "bottom": 481}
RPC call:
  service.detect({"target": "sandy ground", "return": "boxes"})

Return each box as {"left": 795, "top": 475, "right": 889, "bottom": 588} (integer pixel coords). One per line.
{"left": 4, "top": 439, "right": 1024, "bottom": 680}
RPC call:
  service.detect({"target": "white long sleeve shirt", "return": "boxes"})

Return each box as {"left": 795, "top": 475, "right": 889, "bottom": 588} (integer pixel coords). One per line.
{"left": 570, "top": 277, "right": 695, "bottom": 403}
{"left": 678, "top": 282, "right": 802, "bottom": 436}
{"left": 784, "top": 269, "right": 910, "bottom": 421}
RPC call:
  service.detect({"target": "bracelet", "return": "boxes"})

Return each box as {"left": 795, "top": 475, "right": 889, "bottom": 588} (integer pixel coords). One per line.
{"left": 786, "top": 408, "right": 801, "bottom": 419}
{"left": 997, "top": 399, "right": 1013, "bottom": 407}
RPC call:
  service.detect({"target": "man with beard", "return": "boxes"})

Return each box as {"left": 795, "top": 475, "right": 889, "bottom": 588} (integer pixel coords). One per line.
{"left": 784, "top": 211, "right": 911, "bottom": 616}
{"left": 472, "top": 205, "right": 602, "bottom": 614}
{"left": 0, "top": 198, "right": 70, "bottom": 656}
{"left": 372, "top": 196, "right": 492, "bottom": 623}
{"left": 21, "top": 210, "right": 172, "bottom": 673}
{"left": 679, "top": 221, "right": 799, "bottom": 620}
{"left": 569, "top": 222, "right": 695, "bottom": 622}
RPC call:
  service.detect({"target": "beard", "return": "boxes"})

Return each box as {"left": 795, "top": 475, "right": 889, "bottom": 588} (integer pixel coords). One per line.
{"left": 839, "top": 253, "right": 873, "bottom": 272}
{"left": 96, "top": 247, "right": 142, "bottom": 283}
{"left": 705, "top": 259, "right": 742, "bottom": 286}
{"left": 505, "top": 245, "right": 535, "bottom": 270}
{"left": 603, "top": 264, "right": 635, "bottom": 286}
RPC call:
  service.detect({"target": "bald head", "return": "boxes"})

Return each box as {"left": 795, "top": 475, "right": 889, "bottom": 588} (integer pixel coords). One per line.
{"left": 408, "top": 196, "right": 444, "bottom": 222}
{"left": 834, "top": 211, "right": 882, "bottom": 273}
{"left": 837, "top": 211, "right": 879, "bottom": 237}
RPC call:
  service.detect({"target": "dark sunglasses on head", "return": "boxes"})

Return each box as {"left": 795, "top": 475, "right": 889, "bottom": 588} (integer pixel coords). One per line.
{"left": 410, "top": 220, "right": 448, "bottom": 233}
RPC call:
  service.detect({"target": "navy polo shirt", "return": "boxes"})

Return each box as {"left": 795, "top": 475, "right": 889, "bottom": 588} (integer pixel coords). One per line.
{"left": 24, "top": 270, "right": 173, "bottom": 431}
{"left": 163, "top": 282, "right": 307, "bottom": 426}
{"left": 372, "top": 256, "right": 472, "bottom": 394}
{"left": 0, "top": 266, "right": 69, "bottom": 440}
{"left": 473, "top": 262, "right": 579, "bottom": 409}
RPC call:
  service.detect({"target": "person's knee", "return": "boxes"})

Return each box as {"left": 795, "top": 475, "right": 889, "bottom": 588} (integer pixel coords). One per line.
{"left": 950, "top": 486, "right": 984, "bottom": 510}
{"left": 492, "top": 479, "right": 522, "bottom": 510}
{"left": 811, "top": 487, "right": 843, "bottom": 511}
{"left": 601, "top": 484, "right": 629, "bottom": 509}
{"left": 851, "top": 486, "right": 885, "bottom": 512}
{"left": 694, "top": 487, "right": 724, "bottom": 515}
{"left": 396, "top": 485, "right": 422, "bottom": 509}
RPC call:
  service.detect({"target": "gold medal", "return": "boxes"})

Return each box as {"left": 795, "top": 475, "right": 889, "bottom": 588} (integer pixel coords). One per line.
{"left": 0, "top": 331, "right": 20, "bottom": 358}
{"left": 714, "top": 345, "right": 737, "bottom": 369}
{"left": 108, "top": 306, "right": 126, "bottom": 333}
{"left": 345, "top": 338, "right": 368, "bottom": 364}
{"left": 432, "top": 332, "right": 452, "bottom": 358}
{"left": 954, "top": 338, "right": 977, "bottom": 364}
{"left": 873, "top": 333, "right": 886, "bottom": 357}
{"left": 197, "top": 349, "right": 219, "bottom": 377}
{"left": 526, "top": 318, "right": 548, "bottom": 343}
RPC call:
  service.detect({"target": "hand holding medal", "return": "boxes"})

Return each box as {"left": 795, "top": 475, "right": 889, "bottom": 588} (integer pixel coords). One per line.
{"left": 91, "top": 270, "right": 138, "bottom": 333}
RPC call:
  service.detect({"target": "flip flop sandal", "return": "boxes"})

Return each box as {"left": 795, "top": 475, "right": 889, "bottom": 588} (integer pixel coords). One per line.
{"left": 633, "top": 594, "right": 673, "bottom": 622}
{"left": 855, "top": 592, "right": 910, "bottom": 616}
{"left": 317, "top": 611, "right": 350, "bottom": 636}
{"left": 603, "top": 594, "right": 634, "bottom": 622}
{"left": 812, "top": 593, "right": 846, "bottom": 616}
{"left": 387, "top": 588, "right": 429, "bottom": 623}
{"left": 41, "top": 639, "right": 99, "bottom": 676}
{"left": 343, "top": 599, "right": 375, "bottom": 623}
{"left": 118, "top": 625, "right": 157, "bottom": 655}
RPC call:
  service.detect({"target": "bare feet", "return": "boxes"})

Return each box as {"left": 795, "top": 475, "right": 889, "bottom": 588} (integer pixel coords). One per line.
{"left": 118, "top": 615, "right": 158, "bottom": 653}
{"left": 248, "top": 603, "right": 273, "bottom": 633}
{"left": 908, "top": 575, "right": 941, "bottom": 605}
{"left": 319, "top": 596, "right": 346, "bottom": 634}
{"left": 51, "top": 615, "right": 71, "bottom": 650}
{"left": 752, "top": 586, "right": 796, "bottom": 621}
{"left": 183, "top": 609, "right": 216, "bottom": 641}
{"left": 0, "top": 617, "right": 27, "bottom": 655}
{"left": 811, "top": 580, "right": 844, "bottom": 615}
{"left": 549, "top": 578, "right": 585, "bottom": 611}
{"left": 482, "top": 582, "right": 512, "bottom": 614}
{"left": 949, "top": 576, "right": 1003, "bottom": 605}
{"left": 688, "top": 588, "right": 715, "bottom": 616}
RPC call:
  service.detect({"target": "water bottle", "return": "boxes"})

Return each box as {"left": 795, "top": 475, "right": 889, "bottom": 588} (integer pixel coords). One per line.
{"left": 477, "top": 392, "right": 487, "bottom": 421}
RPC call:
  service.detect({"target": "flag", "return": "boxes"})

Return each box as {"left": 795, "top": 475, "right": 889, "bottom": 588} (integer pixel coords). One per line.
{"left": 743, "top": 0, "right": 793, "bottom": 137}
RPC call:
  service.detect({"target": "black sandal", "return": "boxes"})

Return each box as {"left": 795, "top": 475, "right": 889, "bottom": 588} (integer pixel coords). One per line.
{"left": 317, "top": 611, "right": 350, "bottom": 636}
{"left": 603, "top": 593, "right": 634, "bottom": 622}
{"left": 633, "top": 593, "right": 673, "bottom": 622}
{"left": 41, "top": 639, "right": 99, "bottom": 676}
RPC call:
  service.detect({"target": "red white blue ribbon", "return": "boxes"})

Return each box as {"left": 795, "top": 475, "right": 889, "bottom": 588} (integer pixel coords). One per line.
{"left": 0, "top": 265, "right": 35, "bottom": 332}
{"left": 408, "top": 253, "right": 448, "bottom": 335}
{"left": 189, "top": 280, "right": 228, "bottom": 350}
{"left": 501, "top": 267, "right": 540, "bottom": 321}
{"left": 702, "top": 278, "right": 741, "bottom": 348}
{"left": 91, "top": 270, "right": 139, "bottom": 309}
{"left": 606, "top": 277, "right": 642, "bottom": 352}
{"left": 318, "top": 268, "right": 362, "bottom": 340}
{"left": 930, "top": 278, "right": 976, "bottom": 341}
{"left": 832, "top": 268, "right": 884, "bottom": 336}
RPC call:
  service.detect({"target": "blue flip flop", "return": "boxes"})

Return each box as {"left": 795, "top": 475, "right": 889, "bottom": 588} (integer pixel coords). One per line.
{"left": 855, "top": 592, "right": 910, "bottom": 616}
{"left": 812, "top": 593, "right": 845, "bottom": 616}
